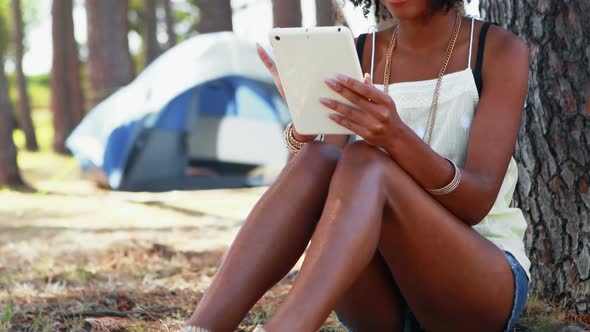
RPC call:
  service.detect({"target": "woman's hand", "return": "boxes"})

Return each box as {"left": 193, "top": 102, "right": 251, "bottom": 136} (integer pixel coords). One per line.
{"left": 256, "top": 43, "right": 287, "bottom": 102}
{"left": 256, "top": 43, "right": 316, "bottom": 142}
{"left": 320, "top": 73, "right": 403, "bottom": 150}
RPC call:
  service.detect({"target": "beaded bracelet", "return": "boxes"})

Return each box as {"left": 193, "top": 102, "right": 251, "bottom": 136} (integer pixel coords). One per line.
{"left": 427, "top": 158, "right": 462, "bottom": 196}
{"left": 283, "top": 122, "right": 318, "bottom": 153}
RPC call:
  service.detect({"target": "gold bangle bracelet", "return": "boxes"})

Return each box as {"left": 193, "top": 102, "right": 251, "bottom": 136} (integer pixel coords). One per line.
{"left": 427, "top": 158, "right": 462, "bottom": 196}
{"left": 288, "top": 123, "right": 306, "bottom": 149}
{"left": 284, "top": 122, "right": 315, "bottom": 153}
{"left": 283, "top": 123, "right": 302, "bottom": 153}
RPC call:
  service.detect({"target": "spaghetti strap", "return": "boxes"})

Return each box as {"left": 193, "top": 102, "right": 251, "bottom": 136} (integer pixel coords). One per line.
{"left": 370, "top": 26, "right": 377, "bottom": 79}
{"left": 474, "top": 22, "right": 493, "bottom": 95}
{"left": 467, "top": 17, "right": 475, "bottom": 69}
{"left": 356, "top": 33, "right": 368, "bottom": 65}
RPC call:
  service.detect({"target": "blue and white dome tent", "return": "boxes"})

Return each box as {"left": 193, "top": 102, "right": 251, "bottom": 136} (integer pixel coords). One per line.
{"left": 67, "top": 32, "right": 290, "bottom": 191}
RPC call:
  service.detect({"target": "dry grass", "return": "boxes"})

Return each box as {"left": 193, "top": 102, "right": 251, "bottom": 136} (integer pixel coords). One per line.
{"left": 0, "top": 240, "right": 344, "bottom": 332}
{"left": 1, "top": 235, "right": 585, "bottom": 332}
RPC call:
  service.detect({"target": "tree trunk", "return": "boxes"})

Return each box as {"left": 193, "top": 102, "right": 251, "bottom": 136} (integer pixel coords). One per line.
{"left": 161, "top": 0, "right": 176, "bottom": 49}
{"left": 11, "top": 0, "right": 38, "bottom": 151}
{"left": 479, "top": 0, "right": 590, "bottom": 312}
{"left": 273, "top": 0, "right": 301, "bottom": 28}
{"left": 316, "top": 0, "right": 337, "bottom": 26}
{"left": 143, "top": 0, "right": 159, "bottom": 66}
{"left": 197, "top": 0, "right": 233, "bottom": 33}
{"left": 0, "top": 53, "right": 22, "bottom": 186}
{"left": 51, "top": 0, "right": 85, "bottom": 154}
{"left": 66, "top": 3, "right": 85, "bottom": 127}
{"left": 86, "top": 0, "right": 134, "bottom": 106}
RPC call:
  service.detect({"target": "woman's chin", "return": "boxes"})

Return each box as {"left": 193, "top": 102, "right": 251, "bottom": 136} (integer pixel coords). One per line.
{"left": 383, "top": 0, "right": 409, "bottom": 4}
{"left": 383, "top": 3, "right": 427, "bottom": 20}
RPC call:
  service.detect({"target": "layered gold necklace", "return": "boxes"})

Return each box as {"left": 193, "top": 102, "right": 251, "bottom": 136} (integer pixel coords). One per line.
{"left": 382, "top": 12, "right": 462, "bottom": 146}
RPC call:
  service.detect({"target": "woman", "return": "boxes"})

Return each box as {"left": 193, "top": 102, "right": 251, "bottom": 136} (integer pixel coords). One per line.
{"left": 182, "top": 0, "right": 530, "bottom": 331}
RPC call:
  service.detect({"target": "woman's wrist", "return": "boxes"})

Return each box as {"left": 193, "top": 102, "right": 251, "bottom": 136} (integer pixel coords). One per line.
{"left": 383, "top": 122, "right": 412, "bottom": 157}
{"left": 284, "top": 122, "right": 318, "bottom": 154}
{"left": 291, "top": 125, "right": 317, "bottom": 142}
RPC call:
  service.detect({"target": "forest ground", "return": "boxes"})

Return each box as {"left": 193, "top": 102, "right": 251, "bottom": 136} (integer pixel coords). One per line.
{"left": 0, "top": 110, "right": 584, "bottom": 332}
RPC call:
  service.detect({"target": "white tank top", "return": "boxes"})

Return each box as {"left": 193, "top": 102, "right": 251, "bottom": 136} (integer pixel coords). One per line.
{"left": 354, "top": 17, "right": 531, "bottom": 277}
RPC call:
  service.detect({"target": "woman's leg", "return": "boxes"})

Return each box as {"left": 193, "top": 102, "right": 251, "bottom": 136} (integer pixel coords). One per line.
{"left": 186, "top": 142, "right": 341, "bottom": 331}
{"left": 332, "top": 253, "right": 406, "bottom": 332}
{"left": 264, "top": 142, "right": 515, "bottom": 332}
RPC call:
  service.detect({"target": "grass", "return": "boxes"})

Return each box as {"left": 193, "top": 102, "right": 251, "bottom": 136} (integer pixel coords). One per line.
{"left": 13, "top": 107, "right": 53, "bottom": 150}
{"left": 1, "top": 299, "right": 15, "bottom": 330}
{"left": 10, "top": 108, "right": 78, "bottom": 193}
{"left": 0, "top": 236, "right": 585, "bottom": 332}
{"left": 8, "top": 73, "right": 50, "bottom": 110}
{"left": 0, "top": 240, "right": 308, "bottom": 331}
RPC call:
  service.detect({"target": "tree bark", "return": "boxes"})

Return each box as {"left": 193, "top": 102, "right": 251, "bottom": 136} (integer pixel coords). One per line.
{"left": 11, "top": 0, "right": 38, "bottom": 151}
{"left": 197, "top": 0, "right": 233, "bottom": 33}
{"left": 273, "top": 0, "right": 302, "bottom": 28}
{"left": 143, "top": 0, "right": 159, "bottom": 66}
{"left": 0, "top": 52, "right": 22, "bottom": 186}
{"left": 161, "top": 0, "right": 176, "bottom": 49}
{"left": 316, "top": 0, "right": 337, "bottom": 26}
{"left": 51, "top": 0, "right": 85, "bottom": 154}
{"left": 479, "top": 0, "right": 590, "bottom": 312}
{"left": 86, "top": 0, "right": 134, "bottom": 106}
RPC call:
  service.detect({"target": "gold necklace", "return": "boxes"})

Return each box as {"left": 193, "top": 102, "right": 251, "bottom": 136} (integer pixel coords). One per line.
{"left": 383, "top": 12, "right": 462, "bottom": 146}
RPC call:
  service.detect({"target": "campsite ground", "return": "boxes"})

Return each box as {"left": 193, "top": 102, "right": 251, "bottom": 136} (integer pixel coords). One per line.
{"left": 0, "top": 110, "right": 584, "bottom": 331}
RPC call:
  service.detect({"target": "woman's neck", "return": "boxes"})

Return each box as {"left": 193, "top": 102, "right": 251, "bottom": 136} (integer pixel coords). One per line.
{"left": 396, "top": 10, "right": 458, "bottom": 51}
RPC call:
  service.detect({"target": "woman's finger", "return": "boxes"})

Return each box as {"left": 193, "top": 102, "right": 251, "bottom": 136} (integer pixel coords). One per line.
{"left": 324, "top": 79, "right": 389, "bottom": 122}
{"left": 329, "top": 114, "right": 370, "bottom": 138}
{"left": 320, "top": 98, "right": 374, "bottom": 129}
{"left": 256, "top": 43, "right": 287, "bottom": 100}
{"left": 256, "top": 43, "right": 277, "bottom": 75}
{"left": 335, "top": 74, "right": 389, "bottom": 104}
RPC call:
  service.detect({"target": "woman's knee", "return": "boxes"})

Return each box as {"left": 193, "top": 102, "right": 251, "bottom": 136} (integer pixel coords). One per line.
{"left": 293, "top": 141, "right": 341, "bottom": 172}
{"left": 342, "top": 141, "right": 389, "bottom": 164}
{"left": 337, "top": 141, "right": 392, "bottom": 178}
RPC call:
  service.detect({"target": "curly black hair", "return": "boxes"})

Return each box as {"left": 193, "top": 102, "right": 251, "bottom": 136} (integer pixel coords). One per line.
{"left": 348, "top": 0, "right": 466, "bottom": 21}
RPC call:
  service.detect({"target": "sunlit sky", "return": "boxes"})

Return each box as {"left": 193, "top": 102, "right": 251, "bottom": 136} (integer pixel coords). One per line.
{"left": 21, "top": 0, "right": 479, "bottom": 75}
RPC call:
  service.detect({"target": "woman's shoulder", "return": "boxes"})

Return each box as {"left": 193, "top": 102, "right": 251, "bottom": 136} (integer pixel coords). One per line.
{"left": 477, "top": 19, "right": 528, "bottom": 72}
{"left": 474, "top": 18, "right": 529, "bottom": 116}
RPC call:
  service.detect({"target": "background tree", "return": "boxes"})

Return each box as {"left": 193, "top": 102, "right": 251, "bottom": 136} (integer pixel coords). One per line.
{"left": 11, "top": 0, "right": 37, "bottom": 151}
{"left": 0, "top": 62, "right": 21, "bottom": 186}
{"left": 161, "top": 0, "right": 176, "bottom": 49}
{"left": 143, "top": 0, "right": 159, "bottom": 66}
{"left": 479, "top": 0, "right": 590, "bottom": 311}
{"left": 51, "top": 0, "right": 84, "bottom": 153}
{"left": 273, "top": 0, "right": 301, "bottom": 28}
{"left": 316, "top": 0, "right": 337, "bottom": 26}
{"left": 86, "top": 0, "right": 134, "bottom": 106}
{"left": 197, "top": 0, "right": 233, "bottom": 33}
{"left": 0, "top": 2, "right": 11, "bottom": 55}
{"left": 0, "top": 12, "right": 22, "bottom": 186}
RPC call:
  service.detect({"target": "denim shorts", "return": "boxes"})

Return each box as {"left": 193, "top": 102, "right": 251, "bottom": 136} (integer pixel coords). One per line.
{"left": 338, "top": 250, "right": 529, "bottom": 332}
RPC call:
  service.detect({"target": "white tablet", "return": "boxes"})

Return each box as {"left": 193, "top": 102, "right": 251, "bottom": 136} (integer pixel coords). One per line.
{"left": 269, "top": 26, "right": 364, "bottom": 135}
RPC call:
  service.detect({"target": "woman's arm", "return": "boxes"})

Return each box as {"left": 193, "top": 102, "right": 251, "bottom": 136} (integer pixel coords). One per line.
{"left": 323, "top": 27, "right": 529, "bottom": 226}
{"left": 386, "top": 28, "right": 529, "bottom": 225}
